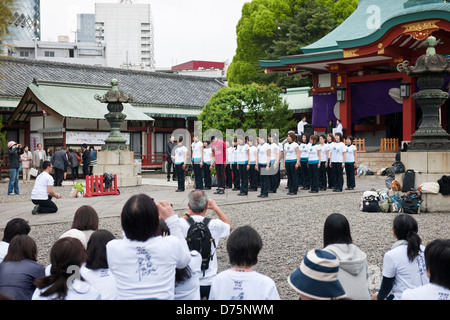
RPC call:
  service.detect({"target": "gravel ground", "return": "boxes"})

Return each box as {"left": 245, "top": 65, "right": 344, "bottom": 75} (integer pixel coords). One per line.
{"left": 1, "top": 177, "right": 449, "bottom": 300}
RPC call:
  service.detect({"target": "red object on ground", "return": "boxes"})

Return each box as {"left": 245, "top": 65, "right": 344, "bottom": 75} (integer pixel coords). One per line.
{"left": 84, "top": 174, "right": 120, "bottom": 197}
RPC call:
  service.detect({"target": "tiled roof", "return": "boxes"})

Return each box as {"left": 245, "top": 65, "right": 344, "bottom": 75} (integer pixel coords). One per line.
{"left": 0, "top": 57, "right": 225, "bottom": 108}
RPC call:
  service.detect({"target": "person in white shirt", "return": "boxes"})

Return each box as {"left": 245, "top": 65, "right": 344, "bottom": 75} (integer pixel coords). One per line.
{"left": 335, "top": 119, "right": 343, "bottom": 135}
{"left": 297, "top": 116, "right": 307, "bottom": 135}
{"left": 298, "top": 134, "right": 311, "bottom": 190}
{"left": 256, "top": 135, "right": 271, "bottom": 198}
{"left": 284, "top": 132, "right": 300, "bottom": 195}
{"left": 268, "top": 133, "right": 280, "bottom": 194}
{"left": 173, "top": 136, "right": 188, "bottom": 192}
{"left": 32, "top": 237, "right": 101, "bottom": 300}
{"left": 32, "top": 143, "right": 46, "bottom": 175}
{"left": 0, "top": 218, "right": 31, "bottom": 263}
{"left": 236, "top": 136, "right": 250, "bottom": 196}
{"left": 31, "top": 161, "right": 62, "bottom": 214}
{"left": 329, "top": 133, "right": 347, "bottom": 192}
{"left": 326, "top": 133, "right": 335, "bottom": 189}
{"left": 401, "top": 239, "right": 450, "bottom": 300}
{"left": 247, "top": 137, "right": 258, "bottom": 192}
{"left": 319, "top": 135, "right": 329, "bottom": 191}
{"left": 107, "top": 194, "right": 191, "bottom": 300}
{"left": 191, "top": 134, "right": 204, "bottom": 190}
{"left": 231, "top": 137, "right": 240, "bottom": 191}
{"left": 202, "top": 140, "right": 212, "bottom": 190}
{"left": 373, "top": 215, "right": 429, "bottom": 300}
{"left": 180, "top": 190, "right": 232, "bottom": 299}
{"left": 209, "top": 225, "right": 280, "bottom": 300}
{"left": 344, "top": 136, "right": 357, "bottom": 190}
{"left": 80, "top": 229, "right": 118, "bottom": 300}
{"left": 307, "top": 135, "right": 321, "bottom": 193}
{"left": 225, "top": 140, "right": 233, "bottom": 189}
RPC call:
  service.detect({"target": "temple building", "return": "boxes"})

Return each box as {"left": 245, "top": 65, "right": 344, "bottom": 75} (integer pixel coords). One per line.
{"left": 260, "top": 0, "right": 450, "bottom": 148}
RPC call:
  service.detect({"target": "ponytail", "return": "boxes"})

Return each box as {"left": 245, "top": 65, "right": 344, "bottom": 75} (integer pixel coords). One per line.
{"left": 393, "top": 214, "right": 422, "bottom": 262}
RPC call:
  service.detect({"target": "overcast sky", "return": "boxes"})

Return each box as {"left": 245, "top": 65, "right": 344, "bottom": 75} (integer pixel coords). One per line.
{"left": 40, "top": 0, "right": 249, "bottom": 68}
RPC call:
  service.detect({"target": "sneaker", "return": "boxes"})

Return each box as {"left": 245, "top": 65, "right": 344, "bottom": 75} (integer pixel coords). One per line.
{"left": 214, "top": 189, "right": 224, "bottom": 195}
{"left": 32, "top": 205, "right": 40, "bottom": 215}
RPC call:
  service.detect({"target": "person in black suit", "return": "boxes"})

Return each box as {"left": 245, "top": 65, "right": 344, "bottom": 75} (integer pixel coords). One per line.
{"left": 81, "top": 143, "right": 91, "bottom": 178}
{"left": 51, "top": 147, "right": 69, "bottom": 186}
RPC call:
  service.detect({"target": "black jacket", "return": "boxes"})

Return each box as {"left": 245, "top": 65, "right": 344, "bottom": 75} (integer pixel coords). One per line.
{"left": 8, "top": 148, "right": 24, "bottom": 169}
{"left": 82, "top": 149, "right": 90, "bottom": 166}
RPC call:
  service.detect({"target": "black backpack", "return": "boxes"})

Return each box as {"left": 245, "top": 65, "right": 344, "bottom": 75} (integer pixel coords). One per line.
{"left": 186, "top": 217, "right": 216, "bottom": 276}
{"left": 438, "top": 175, "right": 450, "bottom": 195}
{"left": 402, "top": 169, "right": 415, "bottom": 192}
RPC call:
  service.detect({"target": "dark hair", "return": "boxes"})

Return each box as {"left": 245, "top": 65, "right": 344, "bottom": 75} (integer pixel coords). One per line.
{"left": 34, "top": 237, "right": 86, "bottom": 300}
{"left": 287, "top": 132, "right": 297, "bottom": 142}
{"left": 319, "top": 134, "right": 327, "bottom": 142}
{"left": 2, "top": 218, "right": 30, "bottom": 243}
{"left": 85, "top": 229, "right": 115, "bottom": 270}
{"left": 425, "top": 239, "right": 450, "bottom": 289}
{"left": 227, "top": 225, "right": 262, "bottom": 267}
{"left": 393, "top": 214, "right": 422, "bottom": 262}
{"left": 178, "top": 136, "right": 183, "bottom": 143}
{"left": 310, "top": 135, "right": 318, "bottom": 145}
{"left": 327, "top": 133, "right": 334, "bottom": 142}
{"left": 301, "top": 133, "right": 309, "bottom": 143}
{"left": 323, "top": 213, "right": 353, "bottom": 247}
{"left": 156, "top": 219, "right": 191, "bottom": 282}
{"left": 335, "top": 133, "right": 343, "bottom": 142}
{"left": 346, "top": 135, "right": 354, "bottom": 143}
{"left": 42, "top": 160, "right": 52, "bottom": 170}
{"left": 3, "top": 235, "right": 38, "bottom": 262}
{"left": 71, "top": 205, "right": 99, "bottom": 231}
{"left": 121, "top": 194, "right": 159, "bottom": 241}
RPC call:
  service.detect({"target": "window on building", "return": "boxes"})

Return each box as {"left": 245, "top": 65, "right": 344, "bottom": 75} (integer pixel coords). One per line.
{"left": 44, "top": 51, "right": 55, "bottom": 57}
{"left": 19, "top": 51, "right": 29, "bottom": 57}
{"left": 69, "top": 49, "right": 74, "bottom": 58}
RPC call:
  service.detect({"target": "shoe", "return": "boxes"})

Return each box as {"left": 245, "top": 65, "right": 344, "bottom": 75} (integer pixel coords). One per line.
{"left": 257, "top": 194, "right": 268, "bottom": 198}
{"left": 333, "top": 189, "right": 342, "bottom": 192}
{"left": 237, "top": 193, "right": 247, "bottom": 196}
{"left": 287, "top": 192, "right": 297, "bottom": 195}
{"left": 204, "top": 187, "right": 211, "bottom": 190}
{"left": 214, "top": 189, "right": 225, "bottom": 195}
{"left": 309, "top": 190, "right": 318, "bottom": 193}
{"left": 8, "top": 193, "right": 15, "bottom": 195}
{"left": 175, "top": 189, "right": 184, "bottom": 192}
{"left": 32, "top": 205, "right": 40, "bottom": 215}
{"left": 232, "top": 188, "right": 240, "bottom": 191}
{"left": 167, "top": 178, "right": 170, "bottom": 182}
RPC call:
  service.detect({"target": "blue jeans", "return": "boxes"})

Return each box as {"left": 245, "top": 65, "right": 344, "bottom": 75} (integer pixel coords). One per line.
{"left": 8, "top": 168, "right": 20, "bottom": 194}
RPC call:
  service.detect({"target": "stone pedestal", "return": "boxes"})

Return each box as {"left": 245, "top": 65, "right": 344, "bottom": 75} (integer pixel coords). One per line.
{"left": 93, "top": 151, "right": 142, "bottom": 187}
{"left": 395, "top": 152, "right": 450, "bottom": 212}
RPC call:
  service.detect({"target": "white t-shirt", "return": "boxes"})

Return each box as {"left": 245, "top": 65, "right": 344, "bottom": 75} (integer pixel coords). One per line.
{"left": 203, "top": 147, "right": 212, "bottom": 164}
{"left": 401, "top": 283, "right": 450, "bottom": 300}
{"left": 0, "top": 242, "right": 9, "bottom": 263}
{"left": 299, "top": 143, "right": 310, "bottom": 160}
{"left": 31, "top": 171, "right": 54, "bottom": 200}
{"left": 191, "top": 141, "right": 203, "bottom": 163}
{"left": 80, "top": 266, "right": 118, "bottom": 300}
{"left": 174, "top": 145, "right": 187, "bottom": 164}
{"left": 236, "top": 144, "right": 249, "bottom": 164}
{"left": 248, "top": 145, "right": 257, "bottom": 164}
{"left": 335, "top": 123, "right": 343, "bottom": 134}
{"left": 382, "top": 242, "right": 429, "bottom": 300}
{"left": 284, "top": 142, "right": 299, "bottom": 162}
{"left": 174, "top": 250, "right": 202, "bottom": 300}
{"left": 32, "top": 279, "right": 101, "bottom": 300}
{"left": 232, "top": 146, "right": 238, "bottom": 164}
{"left": 179, "top": 215, "right": 231, "bottom": 286}
{"left": 319, "top": 144, "right": 329, "bottom": 162}
{"left": 106, "top": 215, "right": 191, "bottom": 300}
{"left": 209, "top": 269, "right": 280, "bottom": 300}
{"left": 226, "top": 147, "right": 233, "bottom": 164}
{"left": 268, "top": 143, "right": 279, "bottom": 162}
{"left": 329, "top": 142, "right": 347, "bottom": 163}
{"left": 257, "top": 143, "right": 270, "bottom": 165}
{"left": 297, "top": 120, "right": 307, "bottom": 135}
{"left": 307, "top": 144, "right": 321, "bottom": 164}
{"left": 345, "top": 144, "right": 357, "bottom": 163}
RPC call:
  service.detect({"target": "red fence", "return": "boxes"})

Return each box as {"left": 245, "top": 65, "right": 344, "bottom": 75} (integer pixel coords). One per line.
{"left": 134, "top": 154, "right": 167, "bottom": 169}
{"left": 84, "top": 174, "right": 120, "bottom": 197}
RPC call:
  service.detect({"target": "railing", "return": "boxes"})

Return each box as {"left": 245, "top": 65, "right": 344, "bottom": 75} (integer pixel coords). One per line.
{"left": 84, "top": 174, "right": 120, "bottom": 197}
{"left": 134, "top": 154, "right": 167, "bottom": 169}
{"left": 380, "top": 138, "right": 399, "bottom": 153}
{"left": 353, "top": 138, "right": 366, "bottom": 153}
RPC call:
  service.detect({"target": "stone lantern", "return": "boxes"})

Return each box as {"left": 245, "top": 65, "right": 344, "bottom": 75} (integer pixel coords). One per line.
{"left": 397, "top": 36, "right": 450, "bottom": 151}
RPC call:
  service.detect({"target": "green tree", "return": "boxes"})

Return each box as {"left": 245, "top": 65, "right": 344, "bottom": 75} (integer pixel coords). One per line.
{"left": 198, "top": 83, "right": 296, "bottom": 139}
{"left": 0, "top": 0, "right": 14, "bottom": 51}
{"left": 228, "top": 0, "right": 358, "bottom": 86}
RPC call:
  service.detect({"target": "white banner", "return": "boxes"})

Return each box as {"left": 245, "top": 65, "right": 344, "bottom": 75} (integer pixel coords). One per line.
{"left": 66, "top": 131, "right": 130, "bottom": 145}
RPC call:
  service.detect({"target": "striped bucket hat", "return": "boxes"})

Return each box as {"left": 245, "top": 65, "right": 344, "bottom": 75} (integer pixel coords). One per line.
{"left": 288, "top": 249, "right": 346, "bottom": 300}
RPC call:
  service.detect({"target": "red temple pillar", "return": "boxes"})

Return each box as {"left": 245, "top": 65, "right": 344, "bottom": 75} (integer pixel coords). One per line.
{"left": 402, "top": 75, "right": 416, "bottom": 142}
{"left": 339, "top": 74, "right": 352, "bottom": 136}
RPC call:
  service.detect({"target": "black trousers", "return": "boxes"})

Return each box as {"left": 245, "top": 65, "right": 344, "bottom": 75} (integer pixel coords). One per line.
{"left": 71, "top": 166, "right": 79, "bottom": 180}
{"left": 269, "top": 163, "right": 278, "bottom": 192}
{"left": 319, "top": 161, "right": 327, "bottom": 190}
{"left": 83, "top": 163, "right": 90, "bottom": 177}
{"left": 225, "top": 164, "right": 233, "bottom": 188}
{"left": 327, "top": 159, "right": 334, "bottom": 188}
{"left": 202, "top": 163, "right": 211, "bottom": 189}
{"left": 345, "top": 162, "right": 356, "bottom": 189}
{"left": 285, "top": 161, "right": 298, "bottom": 194}
{"left": 215, "top": 163, "right": 226, "bottom": 189}
{"left": 238, "top": 164, "right": 248, "bottom": 194}
{"left": 300, "top": 160, "right": 310, "bottom": 189}
{"left": 32, "top": 196, "right": 58, "bottom": 214}
{"left": 248, "top": 164, "right": 257, "bottom": 190}
{"left": 167, "top": 159, "right": 176, "bottom": 180}
{"left": 308, "top": 162, "right": 319, "bottom": 192}
{"left": 258, "top": 164, "right": 270, "bottom": 196}
{"left": 175, "top": 163, "right": 185, "bottom": 191}
{"left": 54, "top": 167, "right": 64, "bottom": 186}
{"left": 232, "top": 163, "right": 240, "bottom": 189}
{"left": 193, "top": 163, "right": 203, "bottom": 190}
{"left": 332, "top": 162, "right": 344, "bottom": 191}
